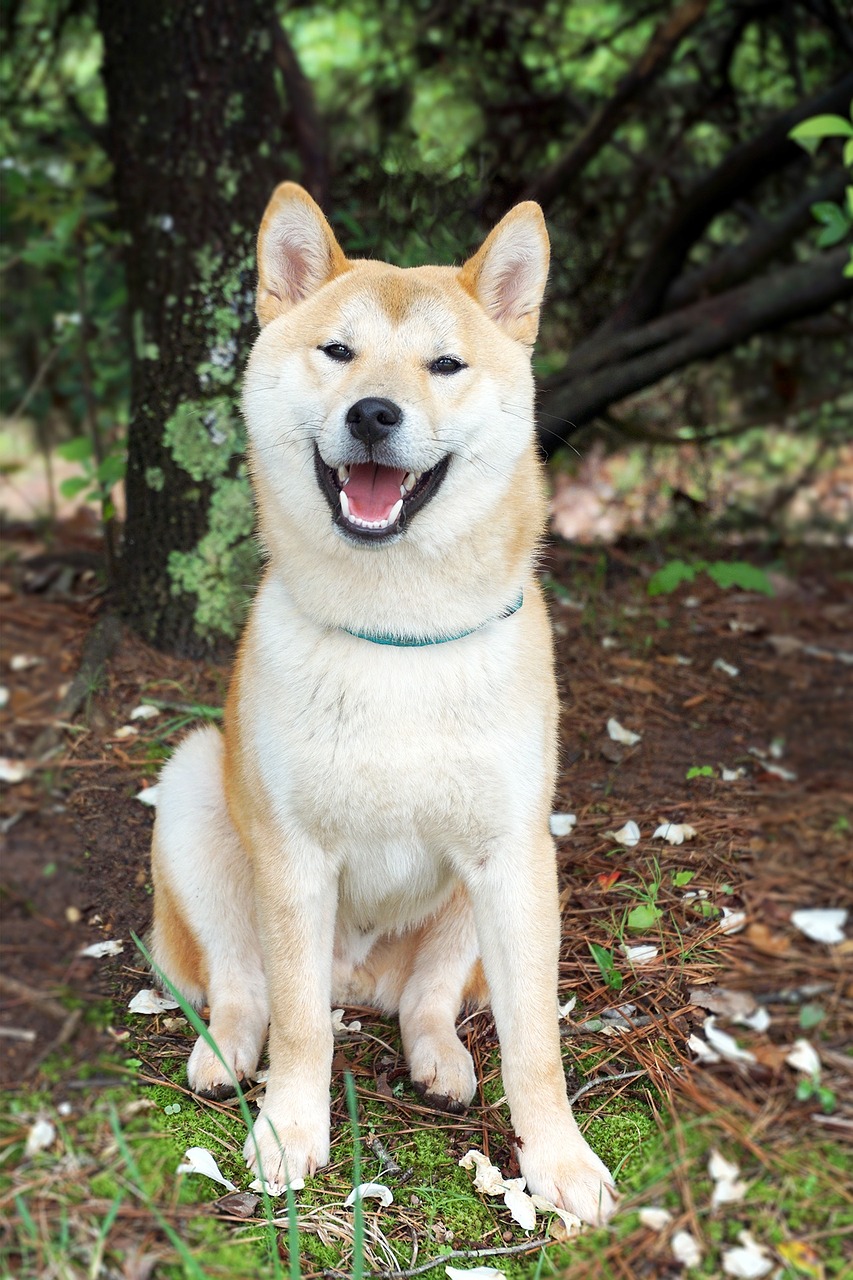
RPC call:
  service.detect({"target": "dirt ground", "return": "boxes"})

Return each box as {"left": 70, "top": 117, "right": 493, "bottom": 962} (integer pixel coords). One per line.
{"left": 1, "top": 517, "right": 852, "bottom": 1275}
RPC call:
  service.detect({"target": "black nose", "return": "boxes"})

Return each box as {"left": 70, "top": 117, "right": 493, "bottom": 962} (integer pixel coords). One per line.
{"left": 346, "top": 397, "right": 402, "bottom": 447}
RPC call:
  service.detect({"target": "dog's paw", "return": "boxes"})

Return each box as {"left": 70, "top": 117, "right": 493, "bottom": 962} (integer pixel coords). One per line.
{"left": 187, "top": 1033, "right": 260, "bottom": 1099}
{"left": 518, "top": 1128, "right": 617, "bottom": 1227}
{"left": 243, "top": 1106, "right": 330, "bottom": 1191}
{"left": 408, "top": 1034, "right": 477, "bottom": 1114}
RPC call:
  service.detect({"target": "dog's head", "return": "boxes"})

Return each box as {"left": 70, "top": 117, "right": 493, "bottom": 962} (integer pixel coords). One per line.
{"left": 244, "top": 183, "right": 550, "bottom": 567}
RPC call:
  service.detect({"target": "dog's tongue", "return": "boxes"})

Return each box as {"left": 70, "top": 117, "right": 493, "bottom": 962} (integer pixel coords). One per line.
{"left": 346, "top": 463, "right": 406, "bottom": 522}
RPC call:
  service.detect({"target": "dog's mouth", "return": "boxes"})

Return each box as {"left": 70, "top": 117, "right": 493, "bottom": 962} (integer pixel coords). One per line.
{"left": 314, "top": 446, "right": 450, "bottom": 542}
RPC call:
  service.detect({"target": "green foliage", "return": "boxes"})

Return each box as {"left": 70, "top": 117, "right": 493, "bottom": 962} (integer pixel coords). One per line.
{"left": 789, "top": 106, "right": 853, "bottom": 276}
{"left": 648, "top": 559, "right": 774, "bottom": 597}
{"left": 685, "top": 766, "right": 715, "bottom": 780}
{"left": 56, "top": 432, "right": 125, "bottom": 518}
{"left": 588, "top": 942, "right": 623, "bottom": 991}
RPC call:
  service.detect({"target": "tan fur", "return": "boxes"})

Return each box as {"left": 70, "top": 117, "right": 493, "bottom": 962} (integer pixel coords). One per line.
{"left": 149, "top": 185, "right": 617, "bottom": 1224}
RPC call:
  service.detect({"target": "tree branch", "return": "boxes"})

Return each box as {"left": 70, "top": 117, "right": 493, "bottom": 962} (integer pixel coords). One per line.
{"left": 593, "top": 71, "right": 853, "bottom": 335}
{"left": 539, "top": 249, "right": 852, "bottom": 452}
{"left": 272, "top": 19, "right": 329, "bottom": 206}
{"left": 521, "top": 0, "right": 711, "bottom": 209}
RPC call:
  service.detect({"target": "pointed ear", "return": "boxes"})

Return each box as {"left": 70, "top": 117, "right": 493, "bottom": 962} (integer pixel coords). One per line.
{"left": 256, "top": 182, "right": 350, "bottom": 326}
{"left": 458, "top": 202, "right": 550, "bottom": 345}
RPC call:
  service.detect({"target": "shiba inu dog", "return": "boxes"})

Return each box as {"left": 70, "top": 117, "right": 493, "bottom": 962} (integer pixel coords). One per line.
{"left": 150, "top": 183, "right": 617, "bottom": 1225}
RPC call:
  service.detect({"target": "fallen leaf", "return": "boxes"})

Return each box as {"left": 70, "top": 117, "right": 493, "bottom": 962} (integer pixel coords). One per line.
{"left": 703, "top": 1017, "right": 756, "bottom": 1064}
{"left": 613, "top": 675, "right": 664, "bottom": 695}
{"left": 176, "top": 1147, "right": 237, "bottom": 1192}
{"left": 25, "top": 1116, "right": 56, "bottom": 1157}
{"left": 445, "top": 1268, "right": 506, "bottom": 1280}
{"left": 607, "top": 718, "right": 641, "bottom": 745}
{"left": 459, "top": 1149, "right": 506, "bottom": 1196}
{"left": 708, "top": 1149, "right": 748, "bottom": 1207}
{"left": 653, "top": 822, "right": 696, "bottom": 845}
{"left": 130, "top": 704, "right": 161, "bottom": 720}
{"left": 331, "top": 1008, "right": 362, "bottom": 1034}
{"left": 597, "top": 870, "right": 622, "bottom": 890}
{"left": 638, "top": 1206, "right": 673, "bottom": 1231}
{"left": 502, "top": 1178, "right": 536, "bottom": 1231}
{"left": 776, "top": 1241, "right": 824, "bottom": 1278}
{"left": 135, "top": 785, "right": 159, "bottom": 807}
{"left": 719, "top": 907, "right": 748, "bottom": 935}
{"left": 671, "top": 1228, "right": 703, "bottom": 1268}
{"left": 549, "top": 812, "right": 577, "bottom": 837}
{"left": 688, "top": 1032, "right": 722, "bottom": 1063}
{"left": 79, "top": 939, "right": 125, "bottom": 958}
{"left": 745, "top": 923, "right": 789, "bottom": 956}
{"left": 722, "top": 1231, "right": 773, "bottom": 1278}
{"left": 344, "top": 1182, "right": 393, "bottom": 1208}
{"left": 622, "top": 943, "right": 659, "bottom": 966}
{"left": 529, "top": 1194, "right": 583, "bottom": 1238}
{"left": 786, "top": 1039, "right": 821, "bottom": 1077}
{"left": 128, "top": 988, "right": 180, "bottom": 1014}
{"left": 610, "top": 820, "right": 641, "bottom": 847}
{"left": 791, "top": 908, "right": 847, "bottom": 945}
{"left": 214, "top": 1190, "right": 260, "bottom": 1218}
{"left": 0, "top": 758, "right": 30, "bottom": 784}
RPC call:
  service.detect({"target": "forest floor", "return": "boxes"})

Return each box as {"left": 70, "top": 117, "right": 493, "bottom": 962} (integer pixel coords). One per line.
{"left": 1, "top": 514, "right": 851, "bottom": 1280}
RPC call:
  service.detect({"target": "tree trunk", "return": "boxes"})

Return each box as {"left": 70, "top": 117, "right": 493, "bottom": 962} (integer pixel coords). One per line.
{"left": 97, "top": 1, "right": 291, "bottom": 653}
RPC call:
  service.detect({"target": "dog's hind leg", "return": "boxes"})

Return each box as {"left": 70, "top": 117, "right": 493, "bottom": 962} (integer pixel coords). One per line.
{"left": 150, "top": 726, "right": 269, "bottom": 1099}
{"left": 396, "top": 888, "right": 484, "bottom": 1113}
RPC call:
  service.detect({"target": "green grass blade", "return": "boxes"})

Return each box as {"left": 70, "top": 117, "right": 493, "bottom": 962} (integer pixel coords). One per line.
{"left": 344, "top": 1071, "right": 365, "bottom": 1280}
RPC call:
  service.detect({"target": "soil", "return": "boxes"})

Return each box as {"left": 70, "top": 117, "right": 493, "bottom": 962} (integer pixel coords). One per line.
{"left": 1, "top": 521, "right": 851, "bottom": 1148}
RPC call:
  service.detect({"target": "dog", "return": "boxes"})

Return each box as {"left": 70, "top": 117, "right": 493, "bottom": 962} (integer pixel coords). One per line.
{"left": 149, "top": 182, "right": 617, "bottom": 1226}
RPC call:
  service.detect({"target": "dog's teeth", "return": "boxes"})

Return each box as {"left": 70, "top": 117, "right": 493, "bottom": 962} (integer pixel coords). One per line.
{"left": 340, "top": 490, "right": 350, "bottom": 518}
{"left": 403, "top": 472, "right": 418, "bottom": 493}
{"left": 388, "top": 499, "right": 403, "bottom": 524}
{"left": 337, "top": 465, "right": 350, "bottom": 485}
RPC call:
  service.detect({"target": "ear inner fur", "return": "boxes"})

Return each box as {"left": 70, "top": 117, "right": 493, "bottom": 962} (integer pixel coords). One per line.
{"left": 458, "top": 201, "right": 550, "bottom": 346}
{"left": 256, "top": 181, "right": 350, "bottom": 326}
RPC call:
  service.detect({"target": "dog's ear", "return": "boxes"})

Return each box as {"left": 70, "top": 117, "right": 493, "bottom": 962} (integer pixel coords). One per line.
{"left": 256, "top": 183, "right": 349, "bottom": 326}
{"left": 458, "top": 203, "right": 550, "bottom": 346}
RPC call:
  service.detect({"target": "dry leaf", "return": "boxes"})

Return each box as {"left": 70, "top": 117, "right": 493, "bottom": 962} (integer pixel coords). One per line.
{"left": 128, "top": 988, "right": 180, "bottom": 1014}
{"left": 215, "top": 1190, "right": 260, "bottom": 1218}
{"left": 459, "top": 1149, "right": 506, "bottom": 1196}
{"left": 776, "top": 1241, "right": 824, "bottom": 1278}
{"left": 744, "top": 923, "right": 789, "bottom": 957}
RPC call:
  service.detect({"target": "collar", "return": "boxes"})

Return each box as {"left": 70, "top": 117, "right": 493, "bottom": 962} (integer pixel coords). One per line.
{"left": 341, "top": 591, "right": 524, "bottom": 647}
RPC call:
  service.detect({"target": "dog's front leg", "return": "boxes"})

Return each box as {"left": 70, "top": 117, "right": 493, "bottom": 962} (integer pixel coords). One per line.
{"left": 468, "top": 836, "right": 617, "bottom": 1226}
{"left": 243, "top": 830, "right": 337, "bottom": 1191}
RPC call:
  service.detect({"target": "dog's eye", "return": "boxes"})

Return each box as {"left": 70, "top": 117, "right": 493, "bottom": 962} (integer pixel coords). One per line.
{"left": 429, "top": 355, "right": 466, "bottom": 376}
{"left": 319, "top": 342, "right": 354, "bottom": 363}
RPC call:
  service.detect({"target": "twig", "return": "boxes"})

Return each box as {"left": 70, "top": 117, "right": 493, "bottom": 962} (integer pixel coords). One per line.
{"left": 356, "top": 1236, "right": 552, "bottom": 1279}
{"left": 25, "top": 1008, "right": 83, "bottom": 1077}
{"left": 0, "top": 973, "right": 69, "bottom": 1021}
{"left": 568, "top": 1068, "right": 646, "bottom": 1105}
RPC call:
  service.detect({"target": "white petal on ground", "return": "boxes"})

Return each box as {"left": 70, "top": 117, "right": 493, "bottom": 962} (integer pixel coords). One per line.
{"left": 607, "top": 718, "right": 641, "bottom": 745}
{"left": 459, "top": 1149, "right": 507, "bottom": 1196}
{"left": 79, "top": 939, "right": 125, "bottom": 958}
{"left": 703, "top": 1017, "right": 756, "bottom": 1064}
{"left": 10, "top": 653, "right": 42, "bottom": 671}
{"left": 549, "top": 812, "right": 577, "bottom": 837}
{"left": 502, "top": 1178, "right": 536, "bottom": 1231}
{"left": 653, "top": 822, "right": 697, "bottom": 845}
{"left": 791, "top": 908, "right": 848, "bottom": 945}
{"left": 176, "top": 1146, "right": 238, "bottom": 1192}
{"left": 445, "top": 1268, "right": 506, "bottom": 1280}
{"left": 128, "top": 988, "right": 180, "bottom": 1014}
{"left": 135, "top": 785, "right": 159, "bottom": 807}
{"left": 25, "top": 1116, "right": 56, "bottom": 1157}
{"left": 740, "top": 1006, "right": 770, "bottom": 1032}
{"left": 558, "top": 996, "right": 577, "bottom": 1018}
{"left": 713, "top": 658, "right": 740, "bottom": 677}
{"left": 344, "top": 1182, "right": 393, "bottom": 1208}
{"left": 748, "top": 751, "right": 797, "bottom": 782}
{"left": 719, "top": 907, "right": 748, "bottom": 935}
{"left": 786, "top": 1039, "right": 821, "bottom": 1076}
{"left": 688, "top": 1032, "right": 721, "bottom": 1063}
{"left": 0, "top": 758, "right": 30, "bottom": 784}
{"left": 638, "top": 1206, "right": 673, "bottom": 1231}
{"left": 671, "top": 1229, "right": 703, "bottom": 1268}
{"left": 529, "top": 1194, "right": 584, "bottom": 1237}
{"left": 611, "top": 820, "right": 641, "bottom": 847}
{"left": 130, "top": 704, "right": 161, "bottom": 720}
{"left": 623, "top": 944, "right": 659, "bottom": 965}
{"left": 721, "top": 767, "right": 746, "bottom": 781}
{"left": 0, "top": 686, "right": 9, "bottom": 708}
{"left": 113, "top": 725, "right": 138, "bottom": 740}
{"left": 330, "top": 1009, "right": 362, "bottom": 1034}
{"left": 722, "top": 1232, "right": 773, "bottom": 1278}
{"left": 708, "top": 1150, "right": 748, "bottom": 1207}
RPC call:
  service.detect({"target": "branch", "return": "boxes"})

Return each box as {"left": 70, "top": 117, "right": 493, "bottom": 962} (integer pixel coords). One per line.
{"left": 521, "top": 0, "right": 711, "bottom": 209}
{"left": 539, "top": 249, "right": 852, "bottom": 452}
{"left": 663, "top": 168, "right": 848, "bottom": 310}
{"left": 272, "top": 19, "right": 329, "bottom": 206}
{"left": 594, "top": 71, "right": 853, "bottom": 335}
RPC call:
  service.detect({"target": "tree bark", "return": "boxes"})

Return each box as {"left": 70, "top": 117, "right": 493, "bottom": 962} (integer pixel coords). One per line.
{"left": 97, "top": 1, "right": 291, "bottom": 653}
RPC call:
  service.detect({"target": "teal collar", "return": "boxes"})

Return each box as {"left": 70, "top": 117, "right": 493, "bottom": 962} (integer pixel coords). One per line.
{"left": 342, "top": 591, "right": 524, "bottom": 647}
